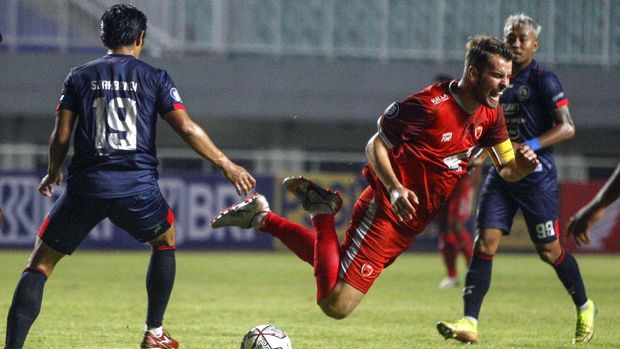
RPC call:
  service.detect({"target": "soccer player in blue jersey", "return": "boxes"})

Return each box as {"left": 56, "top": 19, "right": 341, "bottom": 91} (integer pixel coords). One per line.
{"left": 437, "top": 14, "right": 596, "bottom": 344}
{"left": 3, "top": 4, "right": 255, "bottom": 349}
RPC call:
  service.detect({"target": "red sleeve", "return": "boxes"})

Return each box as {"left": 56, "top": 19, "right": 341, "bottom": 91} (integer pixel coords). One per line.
{"left": 378, "top": 96, "right": 428, "bottom": 147}
{"left": 478, "top": 107, "right": 509, "bottom": 148}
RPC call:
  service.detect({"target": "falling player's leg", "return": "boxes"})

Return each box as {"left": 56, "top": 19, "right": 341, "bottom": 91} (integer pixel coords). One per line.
{"left": 284, "top": 177, "right": 416, "bottom": 320}
{"left": 282, "top": 176, "right": 344, "bottom": 307}
{"left": 316, "top": 184, "right": 412, "bottom": 319}
{"left": 211, "top": 193, "right": 318, "bottom": 265}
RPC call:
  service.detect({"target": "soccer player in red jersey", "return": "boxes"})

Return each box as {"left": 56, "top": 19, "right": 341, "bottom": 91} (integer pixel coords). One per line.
{"left": 212, "top": 35, "right": 539, "bottom": 323}
{"left": 4, "top": 5, "right": 255, "bottom": 349}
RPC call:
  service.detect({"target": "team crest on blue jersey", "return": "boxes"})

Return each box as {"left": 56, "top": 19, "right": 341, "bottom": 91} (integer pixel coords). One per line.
{"left": 170, "top": 88, "right": 182, "bottom": 103}
{"left": 517, "top": 85, "right": 530, "bottom": 101}
{"left": 384, "top": 102, "right": 399, "bottom": 119}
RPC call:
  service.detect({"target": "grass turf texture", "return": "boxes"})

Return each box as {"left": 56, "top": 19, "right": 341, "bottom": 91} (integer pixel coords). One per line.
{"left": 0, "top": 251, "right": 618, "bottom": 348}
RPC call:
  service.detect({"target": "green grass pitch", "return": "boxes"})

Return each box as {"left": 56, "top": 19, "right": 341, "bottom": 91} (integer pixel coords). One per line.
{"left": 0, "top": 250, "right": 618, "bottom": 348}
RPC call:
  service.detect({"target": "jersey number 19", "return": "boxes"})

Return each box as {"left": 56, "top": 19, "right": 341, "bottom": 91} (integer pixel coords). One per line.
{"left": 93, "top": 97, "right": 137, "bottom": 154}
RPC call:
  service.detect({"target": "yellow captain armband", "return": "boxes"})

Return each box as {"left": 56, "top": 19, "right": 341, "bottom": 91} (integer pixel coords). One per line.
{"left": 490, "top": 139, "right": 515, "bottom": 166}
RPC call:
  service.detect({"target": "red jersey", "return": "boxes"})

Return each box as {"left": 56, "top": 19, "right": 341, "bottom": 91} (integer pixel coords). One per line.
{"left": 363, "top": 81, "right": 508, "bottom": 235}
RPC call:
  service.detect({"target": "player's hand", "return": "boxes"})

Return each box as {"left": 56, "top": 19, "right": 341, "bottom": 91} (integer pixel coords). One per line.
{"left": 388, "top": 185, "right": 418, "bottom": 222}
{"left": 221, "top": 160, "right": 256, "bottom": 196}
{"left": 566, "top": 205, "right": 604, "bottom": 246}
{"left": 515, "top": 144, "right": 540, "bottom": 175}
{"left": 38, "top": 170, "right": 63, "bottom": 197}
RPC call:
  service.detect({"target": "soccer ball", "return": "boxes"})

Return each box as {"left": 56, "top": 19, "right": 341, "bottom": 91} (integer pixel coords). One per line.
{"left": 240, "top": 324, "right": 292, "bottom": 349}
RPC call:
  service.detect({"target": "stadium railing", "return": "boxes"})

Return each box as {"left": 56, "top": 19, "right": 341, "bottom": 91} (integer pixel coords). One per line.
{"left": 1, "top": 0, "right": 619, "bottom": 66}
{"left": 0, "top": 143, "right": 616, "bottom": 181}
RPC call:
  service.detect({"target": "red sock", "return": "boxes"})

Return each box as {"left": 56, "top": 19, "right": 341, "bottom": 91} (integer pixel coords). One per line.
{"left": 458, "top": 229, "right": 474, "bottom": 265}
{"left": 439, "top": 232, "right": 458, "bottom": 278}
{"left": 311, "top": 214, "right": 340, "bottom": 303}
{"left": 261, "top": 212, "right": 315, "bottom": 265}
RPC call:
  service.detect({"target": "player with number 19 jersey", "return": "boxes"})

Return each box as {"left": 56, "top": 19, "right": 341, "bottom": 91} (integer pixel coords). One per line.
{"left": 363, "top": 80, "right": 509, "bottom": 235}
{"left": 57, "top": 53, "right": 185, "bottom": 198}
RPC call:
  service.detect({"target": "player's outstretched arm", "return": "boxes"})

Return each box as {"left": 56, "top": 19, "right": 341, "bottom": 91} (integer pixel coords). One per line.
{"left": 487, "top": 139, "right": 539, "bottom": 182}
{"left": 164, "top": 109, "right": 256, "bottom": 195}
{"left": 524, "top": 106, "right": 575, "bottom": 151}
{"left": 567, "top": 163, "right": 620, "bottom": 245}
{"left": 366, "top": 133, "right": 418, "bottom": 222}
{"left": 39, "top": 109, "right": 76, "bottom": 197}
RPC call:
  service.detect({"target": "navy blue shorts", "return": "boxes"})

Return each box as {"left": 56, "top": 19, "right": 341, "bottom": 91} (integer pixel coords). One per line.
{"left": 476, "top": 170, "right": 559, "bottom": 244}
{"left": 38, "top": 187, "right": 174, "bottom": 254}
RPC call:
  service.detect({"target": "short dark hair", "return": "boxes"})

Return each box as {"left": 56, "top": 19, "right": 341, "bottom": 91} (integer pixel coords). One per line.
{"left": 464, "top": 34, "right": 513, "bottom": 72}
{"left": 100, "top": 4, "right": 147, "bottom": 49}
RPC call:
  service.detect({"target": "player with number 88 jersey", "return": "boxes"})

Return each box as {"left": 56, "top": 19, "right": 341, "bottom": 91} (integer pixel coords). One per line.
{"left": 438, "top": 14, "right": 595, "bottom": 345}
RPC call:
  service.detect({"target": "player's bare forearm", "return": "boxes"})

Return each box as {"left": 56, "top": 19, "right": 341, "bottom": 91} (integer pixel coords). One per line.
{"left": 591, "top": 163, "right": 620, "bottom": 208}
{"left": 514, "top": 108, "right": 574, "bottom": 152}
{"left": 366, "top": 133, "right": 418, "bottom": 221}
{"left": 164, "top": 110, "right": 256, "bottom": 195}
{"left": 40, "top": 110, "right": 74, "bottom": 197}
{"left": 47, "top": 137, "right": 70, "bottom": 176}
{"left": 531, "top": 106, "right": 575, "bottom": 149}
{"left": 366, "top": 133, "right": 400, "bottom": 192}
{"left": 181, "top": 122, "right": 227, "bottom": 167}
{"left": 164, "top": 110, "right": 227, "bottom": 166}
{"left": 566, "top": 165, "right": 619, "bottom": 245}
{"left": 47, "top": 110, "right": 75, "bottom": 173}
{"left": 497, "top": 145, "right": 539, "bottom": 182}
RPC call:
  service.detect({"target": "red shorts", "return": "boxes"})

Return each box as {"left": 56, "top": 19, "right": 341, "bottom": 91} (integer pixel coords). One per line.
{"left": 339, "top": 186, "right": 414, "bottom": 294}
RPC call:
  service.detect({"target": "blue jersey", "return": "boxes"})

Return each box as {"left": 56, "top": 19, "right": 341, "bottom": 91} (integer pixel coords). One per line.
{"left": 487, "top": 60, "right": 569, "bottom": 186}
{"left": 57, "top": 54, "right": 185, "bottom": 198}
{"left": 499, "top": 59, "right": 568, "bottom": 168}
{"left": 477, "top": 61, "right": 569, "bottom": 238}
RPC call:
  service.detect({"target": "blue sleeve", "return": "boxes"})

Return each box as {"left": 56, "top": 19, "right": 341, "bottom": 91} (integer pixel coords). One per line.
{"left": 541, "top": 71, "right": 569, "bottom": 110}
{"left": 57, "top": 70, "right": 80, "bottom": 113}
{"left": 156, "top": 70, "right": 186, "bottom": 117}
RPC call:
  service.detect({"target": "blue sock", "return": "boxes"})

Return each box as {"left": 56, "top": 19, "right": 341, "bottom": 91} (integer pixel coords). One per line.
{"left": 5, "top": 269, "right": 47, "bottom": 349}
{"left": 146, "top": 248, "right": 176, "bottom": 328}
{"left": 553, "top": 250, "right": 588, "bottom": 307}
{"left": 463, "top": 254, "right": 493, "bottom": 320}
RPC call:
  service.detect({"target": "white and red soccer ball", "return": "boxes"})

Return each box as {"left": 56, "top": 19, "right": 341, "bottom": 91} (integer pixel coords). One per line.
{"left": 241, "top": 324, "right": 292, "bottom": 349}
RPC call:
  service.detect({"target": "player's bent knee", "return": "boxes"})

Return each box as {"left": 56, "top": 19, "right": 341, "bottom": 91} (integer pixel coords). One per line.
{"left": 27, "top": 239, "right": 65, "bottom": 277}
{"left": 536, "top": 241, "right": 562, "bottom": 265}
{"left": 318, "top": 300, "right": 352, "bottom": 320}
{"left": 537, "top": 250, "right": 558, "bottom": 264}
{"left": 317, "top": 281, "right": 364, "bottom": 319}
{"left": 149, "top": 225, "right": 176, "bottom": 247}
